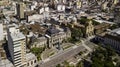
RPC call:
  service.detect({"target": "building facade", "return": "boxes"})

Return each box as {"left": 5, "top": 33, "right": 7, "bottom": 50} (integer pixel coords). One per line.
{"left": 26, "top": 53, "right": 37, "bottom": 67}
{"left": 103, "top": 28, "right": 120, "bottom": 53}
{"left": 0, "top": 41, "right": 6, "bottom": 60}
{"left": 114, "top": 3, "right": 120, "bottom": 25}
{"left": 16, "top": 3, "right": 25, "bottom": 19}
{"left": 30, "top": 36, "right": 47, "bottom": 48}
{"left": 0, "top": 22, "right": 4, "bottom": 41}
{"left": 82, "top": 20, "right": 94, "bottom": 38}
{"left": 7, "top": 26, "right": 27, "bottom": 67}
{"left": 76, "top": 0, "right": 82, "bottom": 9}
{"left": 45, "top": 26, "right": 71, "bottom": 49}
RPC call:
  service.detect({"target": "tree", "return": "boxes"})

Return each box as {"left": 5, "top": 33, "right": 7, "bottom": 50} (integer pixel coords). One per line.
{"left": 30, "top": 47, "right": 45, "bottom": 61}
{"left": 116, "top": 62, "right": 120, "bottom": 67}
{"left": 71, "top": 28, "right": 83, "bottom": 39}
{"left": 63, "top": 61, "right": 75, "bottom": 67}
{"left": 56, "top": 64, "right": 61, "bottom": 67}
{"left": 91, "top": 62, "right": 104, "bottom": 67}
{"left": 68, "top": 27, "right": 83, "bottom": 43}
{"left": 76, "top": 61, "right": 83, "bottom": 67}
{"left": 109, "top": 24, "right": 119, "bottom": 30}
{"left": 78, "top": 18, "right": 88, "bottom": 24}
{"left": 63, "top": 61, "right": 69, "bottom": 66}
{"left": 31, "top": 47, "right": 45, "bottom": 55}
{"left": 91, "top": 47, "right": 115, "bottom": 67}
{"left": 104, "top": 60, "right": 114, "bottom": 67}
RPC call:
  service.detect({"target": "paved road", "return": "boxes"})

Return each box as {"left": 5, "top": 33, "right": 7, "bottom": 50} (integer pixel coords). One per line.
{"left": 38, "top": 45, "right": 86, "bottom": 67}
{"left": 81, "top": 40, "right": 92, "bottom": 52}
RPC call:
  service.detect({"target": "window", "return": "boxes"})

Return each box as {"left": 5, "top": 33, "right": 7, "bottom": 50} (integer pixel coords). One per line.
{"left": 34, "top": 60, "right": 36, "bottom": 63}
{"left": 27, "top": 63, "right": 29, "bottom": 66}
{"left": 31, "top": 61, "right": 33, "bottom": 65}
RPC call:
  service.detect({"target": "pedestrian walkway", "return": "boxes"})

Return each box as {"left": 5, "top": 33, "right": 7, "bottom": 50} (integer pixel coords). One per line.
{"left": 81, "top": 40, "right": 92, "bottom": 52}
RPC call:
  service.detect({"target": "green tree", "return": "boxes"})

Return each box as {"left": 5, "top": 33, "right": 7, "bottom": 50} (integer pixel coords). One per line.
{"left": 56, "top": 64, "right": 61, "bottom": 67}
{"left": 104, "top": 61, "right": 114, "bottom": 67}
{"left": 109, "top": 24, "right": 119, "bottom": 30}
{"left": 68, "top": 27, "right": 83, "bottom": 43}
{"left": 116, "top": 62, "right": 120, "bottom": 67}
{"left": 78, "top": 18, "right": 88, "bottom": 24}
{"left": 91, "top": 46, "right": 115, "bottom": 67}
{"left": 30, "top": 47, "right": 45, "bottom": 61}
{"left": 71, "top": 28, "right": 82, "bottom": 39}
{"left": 76, "top": 61, "right": 83, "bottom": 67}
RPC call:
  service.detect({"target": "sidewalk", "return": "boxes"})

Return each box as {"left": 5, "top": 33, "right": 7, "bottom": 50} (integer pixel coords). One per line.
{"left": 81, "top": 40, "right": 92, "bottom": 52}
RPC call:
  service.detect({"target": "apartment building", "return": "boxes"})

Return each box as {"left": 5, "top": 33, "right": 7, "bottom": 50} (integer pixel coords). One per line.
{"left": 7, "top": 25, "right": 27, "bottom": 67}
{"left": 0, "top": 22, "right": 4, "bottom": 41}
{"left": 16, "top": 3, "right": 25, "bottom": 20}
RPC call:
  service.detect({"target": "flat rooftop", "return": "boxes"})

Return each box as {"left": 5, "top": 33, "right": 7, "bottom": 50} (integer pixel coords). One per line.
{"left": 26, "top": 53, "right": 36, "bottom": 60}
{"left": 111, "top": 28, "right": 120, "bottom": 35}
{"left": 10, "top": 32, "right": 25, "bottom": 41}
{"left": 0, "top": 59, "right": 13, "bottom": 67}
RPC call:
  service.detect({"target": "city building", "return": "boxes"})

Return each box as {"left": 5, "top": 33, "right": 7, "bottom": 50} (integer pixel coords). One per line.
{"left": 26, "top": 53, "right": 37, "bottom": 67}
{"left": 76, "top": 0, "right": 82, "bottom": 9}
{"left": 39, "top": 4, "right": 50, "bottom": 19}
{"left": 39, "top": 5, "right": 49, "bottom": 14}
{"left": 101, "top": 2, "right": 108, "bottom": 10}
{"left": 45, "top": 25, "right": 71, "bottom": 49}
{"left": 114, "top": 2, "right": 120, "bottom": 25}
{"left": 0, "top": 20, "right": 13, "bottom": 67}
{"left": 0, "top": 22, "right": 4, "bottom": 41}
{"left": 0, "top": 42, "right": 6, "bottom": 60}
{"left": 57, "top": 3, "right": 65, "bottom": 12}
{"left": 0, "top": 59, "right": 14, "bottom": 67}
{"left": 2, "top": 0, "right": 120, "bottom": 66}
{"left": 30, "top": 36, "right": 47, "bottom": 48}
{"left": 7, "top": 25, "right": 27, "bottom": 67}
{"left": 73, "top": 18, "right": 94, "bottom": 38}
{"left": 113, "top": 0, "right": 119, "bottom": 5}
{"left": 0, "top": 0, "right": 9, "bottom": 6}
{"left": 94, "top": 23, "right": 111, "bottom": 43}
{"left": 16, "top": 3, "right": 25, "bottom": 20}
{"left": 82, "top": 20, "right": 94, "bottom": 38}
{"left": 94, "top": 23, "right": 111, "bottom": 35}
{"left": 103, "top": 28, "right": 120, "bottom": 53}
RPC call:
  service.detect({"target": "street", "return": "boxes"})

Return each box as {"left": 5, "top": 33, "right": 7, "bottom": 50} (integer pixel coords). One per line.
{"left": 38, "top": 43, "right": 89, "bottom": 67}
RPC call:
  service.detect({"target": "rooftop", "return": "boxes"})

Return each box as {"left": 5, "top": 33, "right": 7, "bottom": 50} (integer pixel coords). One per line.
{"left": 111, "top": 28, "right": 120, "bottom": 35}
{"left": 26, "top": 53, "right": 36, "bottom": 60}
{"left": 11, "top": 32, "right": 25, "bottom": 41}
{"left": 0, "top": 59, "right": 13, "bottom": 67}
{"left": 95, "top": 23, "right": 110, "bottom": 29}
{"left": 46, "top": 26, "right": 60, "bottom": 35}
{"left": 104, "top": 28, "right": 120, "bottom": 42}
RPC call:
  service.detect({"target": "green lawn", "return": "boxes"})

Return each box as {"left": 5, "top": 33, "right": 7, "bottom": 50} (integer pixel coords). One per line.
{"left": 63, "top": 45, "right": 72, "bottom": 50}
{"left": 49, "top": 52, "right": 55, "bottom": 56}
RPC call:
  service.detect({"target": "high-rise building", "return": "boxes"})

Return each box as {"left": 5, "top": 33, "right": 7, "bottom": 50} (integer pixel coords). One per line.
{"left": 16, "top": 3, "right": 25, "bottom": 20}
{"left": 0, "top": 20, "right": 12, "bottom": 67}
{"left": 0, "top": 22, "right": 4, "bottom": 41}
{"left": 7, "top": 26, "right": 27, "bottom": 67}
